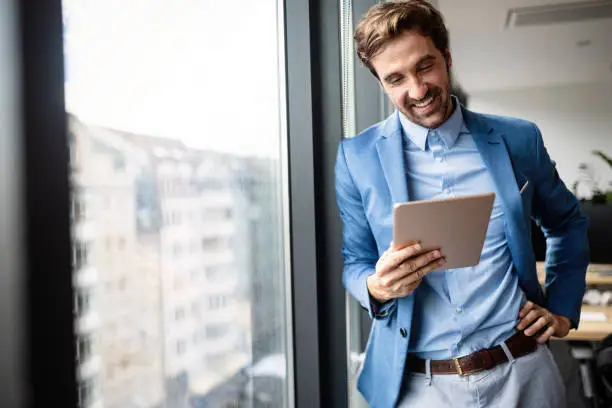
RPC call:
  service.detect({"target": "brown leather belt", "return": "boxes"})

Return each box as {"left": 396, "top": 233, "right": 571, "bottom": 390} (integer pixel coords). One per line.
{"left": 405, "top": 331, "right": 538, "bottom": 376}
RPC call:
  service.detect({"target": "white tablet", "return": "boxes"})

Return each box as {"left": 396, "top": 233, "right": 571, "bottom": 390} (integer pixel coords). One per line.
{"left": 393, "top": 193, "right": 495, "bottom": 269}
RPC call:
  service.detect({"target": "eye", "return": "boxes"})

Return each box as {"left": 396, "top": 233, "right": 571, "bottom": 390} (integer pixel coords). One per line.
{"left": 417, "top": 64, "right": 434, "bottom": 72}
{"left": 387, "top": 76, "right": 404, "bottom": 86}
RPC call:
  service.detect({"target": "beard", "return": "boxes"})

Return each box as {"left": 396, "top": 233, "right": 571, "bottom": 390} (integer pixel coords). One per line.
{"left": 400, "top": 86, "right": 453, "bottom": 129}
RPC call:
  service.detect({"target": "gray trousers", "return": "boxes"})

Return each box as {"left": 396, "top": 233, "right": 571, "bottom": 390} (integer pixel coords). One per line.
{"left": 397, "top": 344, "right": 566, "bottom": 408}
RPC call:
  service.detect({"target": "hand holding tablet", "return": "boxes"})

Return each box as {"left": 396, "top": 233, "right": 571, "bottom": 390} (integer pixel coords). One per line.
{"left": 367, "top": 193, "right": 494, "bottom": 303}
{"left": 367, "top": 242, "right": 446, "bottom": 303}
{"left": 393, "top": 193, "right": 495, "bottom": 270}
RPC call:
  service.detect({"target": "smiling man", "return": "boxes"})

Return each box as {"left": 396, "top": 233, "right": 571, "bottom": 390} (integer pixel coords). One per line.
{"left": 334, "top": 1, "right": 589, "bottom": 407}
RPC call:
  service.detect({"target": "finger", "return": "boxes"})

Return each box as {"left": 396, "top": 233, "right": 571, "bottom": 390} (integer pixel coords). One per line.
{"left": 377, "top": 242, "right": 423, "bottom": 275}
{"left": 401, "top": 249, "right": 443, "bottom": 277}
{"left": 524, "top": 316, "right": 549, "bottom": 336}
{"left": 380, "top": 250, "right": 443, "bottom": 286}
{"left": 402, "top": 256, "right": 447, "bottom": 285}
{"left": 536, "top": 326, "right": 555, "bottom": 344}
{"left": 519, "top": 301, "right": 535, "bottom": 319}
{"left": 392, "top": 240, "right": 419, "bottom": 251}
{"left": 516, "top": 309, "right": 541, "bottom": 331}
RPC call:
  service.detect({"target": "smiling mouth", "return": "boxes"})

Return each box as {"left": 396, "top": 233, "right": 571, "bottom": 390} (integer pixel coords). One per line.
{"left": 414, "top": 95, "right": 435, "bottom": 108}
{"left": 411, "top": 93, "right": 438, "bottom": 114}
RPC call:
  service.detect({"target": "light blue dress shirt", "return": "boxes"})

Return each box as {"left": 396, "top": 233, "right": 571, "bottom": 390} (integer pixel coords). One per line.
{"left": 400, "top": 100, "right": 526, "bottom": 360}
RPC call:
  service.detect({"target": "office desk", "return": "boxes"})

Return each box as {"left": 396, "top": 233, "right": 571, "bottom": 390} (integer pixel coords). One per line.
{"left": 564, "top": 306, "right": 612, "bottom": 341}
{"left": 536, "top": 263, "right": 612, "bottom": 342}
{"left": 537, "top": 262, "right": 612, "bottom": 286}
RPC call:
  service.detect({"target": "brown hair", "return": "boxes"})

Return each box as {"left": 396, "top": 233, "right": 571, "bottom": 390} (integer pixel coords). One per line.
{"left": 354, "top": 0, "right": 449, "bottom": 78}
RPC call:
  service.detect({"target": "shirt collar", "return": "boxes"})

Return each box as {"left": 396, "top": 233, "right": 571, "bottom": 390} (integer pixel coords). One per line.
{"left": 399, "top": 96, "right": 466, "bottom": 151}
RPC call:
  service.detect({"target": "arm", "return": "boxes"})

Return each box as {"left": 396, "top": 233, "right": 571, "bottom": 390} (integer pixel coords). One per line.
{"left": 335, "top": 142, "right": 396, "bottom": 319}
{"left": 531, "top": 123, "right": 589, "bottom": 328}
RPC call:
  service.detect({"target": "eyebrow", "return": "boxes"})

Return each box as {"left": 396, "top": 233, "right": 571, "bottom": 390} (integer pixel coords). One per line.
{"left": 381, "top": 55, "right": 437, "bottom": 83}
{"left": 415, "top": 55, "right": 436, "bottom": 66}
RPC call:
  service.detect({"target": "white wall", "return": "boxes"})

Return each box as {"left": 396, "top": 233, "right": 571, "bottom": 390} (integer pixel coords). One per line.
{"left": 469, "top": 82, "right": 612, "bottom": 199}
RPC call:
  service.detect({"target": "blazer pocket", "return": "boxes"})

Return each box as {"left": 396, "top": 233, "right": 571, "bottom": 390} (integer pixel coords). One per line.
{"left": 514, "top": 169, "right": 529, "bottom": 194}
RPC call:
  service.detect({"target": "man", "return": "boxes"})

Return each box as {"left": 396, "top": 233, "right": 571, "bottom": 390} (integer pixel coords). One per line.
{"left": 334, "top": 1, "right": 589, "bottom": 407}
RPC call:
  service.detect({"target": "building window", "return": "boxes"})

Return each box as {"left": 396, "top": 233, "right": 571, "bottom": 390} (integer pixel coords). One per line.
{"left": 201, "top": 237, "right": 221, "bottom": 251}
{"left": 118, "top": 277, "right": 127, "bottom": 291}
{"left": 117, "top": 237, "right": 125, "bottom": 251}
{"left": 208, "top": 295, "right": 228, "bottom": 310}
{"left": 72, "top": 241, "right": 90, "bottom": 270}
{"left": 71, "top": 191, "right": 86, "bottom": 221}
{"left": 74, "top": 288, "right": 91, "bottom": 316}
{"left": 191, "top": 302, "right": 200, "bottom": 318}
{"left": 78, "top": 378, "right": 96, "bottom": 407}
{"left": 176, "top": 340, "right": 186, "bottom": 356}
{"left": 189, "top": 239, "right": 197, "bottom": 254}
{"left": 205, "top": 324, "right": 229, "bottom": 339}
{"left": 76, "top": 334, "right": 92, "bottom": 362}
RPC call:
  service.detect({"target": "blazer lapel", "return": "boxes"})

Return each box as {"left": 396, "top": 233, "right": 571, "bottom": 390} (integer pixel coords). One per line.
{"left": 376, "top": 112, "right": 410, "bottom": 205}
{"left": 463, "top": 109, "right": 536, "bottom": 277}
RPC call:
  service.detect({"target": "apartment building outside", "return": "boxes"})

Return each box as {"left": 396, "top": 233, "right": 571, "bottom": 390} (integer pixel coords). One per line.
{"left": 70, "top": 116, "right": 165, "bottom": 408}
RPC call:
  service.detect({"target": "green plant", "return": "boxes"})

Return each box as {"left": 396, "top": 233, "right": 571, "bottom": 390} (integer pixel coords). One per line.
{"left": 591, "top": 150, "right": 612, "bottom": 203}
{"left": 573, "top": 150, "right": 612, "bottom": 204}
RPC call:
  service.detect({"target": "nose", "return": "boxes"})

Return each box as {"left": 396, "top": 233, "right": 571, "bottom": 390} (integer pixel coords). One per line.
{"left": 407, "top": 77, "right": 428, "bottom": 102}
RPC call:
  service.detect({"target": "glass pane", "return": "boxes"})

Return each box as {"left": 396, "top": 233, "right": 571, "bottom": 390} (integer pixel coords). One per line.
{"left": 63, "top": 1, "right": 291, "bottom": 407}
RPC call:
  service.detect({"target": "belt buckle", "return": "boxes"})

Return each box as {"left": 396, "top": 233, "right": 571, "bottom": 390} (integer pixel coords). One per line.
{"left": 453, "top": 358, "right": 465, "bottom": 376}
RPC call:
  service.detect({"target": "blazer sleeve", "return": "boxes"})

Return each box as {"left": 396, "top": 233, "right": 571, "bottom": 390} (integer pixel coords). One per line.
{"left": 335, "top": 142, "right": 396, "bottom": 320}
{"left": 530, "top": 123, "right": 589, "bottom": 328}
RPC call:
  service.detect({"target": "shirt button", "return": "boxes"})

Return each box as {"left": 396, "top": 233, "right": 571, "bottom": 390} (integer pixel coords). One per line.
{"left": 400, "top": 328, "right": 408, "bottom": 338}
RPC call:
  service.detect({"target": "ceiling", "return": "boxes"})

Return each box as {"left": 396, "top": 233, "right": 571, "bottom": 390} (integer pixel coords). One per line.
{"left": 437, "top": 0, "right": 612, "bottom": 93}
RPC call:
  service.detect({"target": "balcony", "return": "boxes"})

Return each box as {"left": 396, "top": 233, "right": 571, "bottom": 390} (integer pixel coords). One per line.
{"left": 86, "top": 398, "right": 103, "bottom": 408}
{"left": 201, "top": 249, "right": 235, "bottom": 267}
{"left": 73, "top": 219, "right": 96, "bottom": 241}
{"left": 75, "top": 310, "right": 101, "bottom": 334}
{"left": 73, "top": 266, "right": 98, "bottom": 288}
{"left": 78, "top": 355, "right": 102, "bottom": 381}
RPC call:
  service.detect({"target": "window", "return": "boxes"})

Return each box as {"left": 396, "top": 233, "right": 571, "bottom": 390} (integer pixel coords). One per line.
{"left": 72, "top": 242, "right": 90, "bottom": 270}
{"left": 201, "top": 237, "right": 221, "bottom": 251}
{"left": 191, "top": 302, "right": 200, "bottom": 317}
{"left": 64, "top": 1, "right": 291, "bottom": 407}
{"left": 76, "top": 334, "right": 92, "bottom": 362}
{"left": 205, "top": 324, "right": 229, "bottom": 340}
{"left": 117, "top": 237, "right": 125, "bottom": 251}
{"left": 208, "top": 295, "right": 228, "bottom": 310}
{"left": 172, "top": 243, "right": 182, "bottom": 258}
{"left": 189, "top": 239, "right": 197, "bottom": 254}
{"left": 176, "top": 340, "right": 186, "bottom": 356}
{"left": 71, "top": 190, "right": 86, "bottom": 221}
{"left": 74, "top": 288, "right": 91, "bottom": 316}
{"left": 78, "top": 379, "right": 96, "bottom": 407}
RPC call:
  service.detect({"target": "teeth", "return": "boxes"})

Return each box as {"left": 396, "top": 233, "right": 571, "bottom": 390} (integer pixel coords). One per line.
{"left": 414, "top": 96, "right": 434, "bottom": 108}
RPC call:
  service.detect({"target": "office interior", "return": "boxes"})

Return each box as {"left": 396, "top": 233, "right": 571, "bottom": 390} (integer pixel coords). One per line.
{"left": 1, "top": 0, "right": 611, "bottom": 407}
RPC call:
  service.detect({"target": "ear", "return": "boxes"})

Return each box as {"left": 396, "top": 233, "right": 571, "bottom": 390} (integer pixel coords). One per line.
{"left": 444, "top": 49, "right": 453, "bottom": 69}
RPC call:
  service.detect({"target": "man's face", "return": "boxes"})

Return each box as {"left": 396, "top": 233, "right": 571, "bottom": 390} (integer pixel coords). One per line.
{"left": 371, "top": 30, "right": 453, "bottom": 129}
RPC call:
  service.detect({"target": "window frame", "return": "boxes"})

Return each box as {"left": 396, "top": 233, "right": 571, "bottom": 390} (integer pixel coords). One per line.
{"left": 19, "top": 0, "right": 352, "bottom": 407}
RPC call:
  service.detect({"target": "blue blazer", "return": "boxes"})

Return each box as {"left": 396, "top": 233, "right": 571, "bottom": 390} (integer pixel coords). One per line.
{"left": 335, "top": 106, "right": 589, "bottom": 407}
